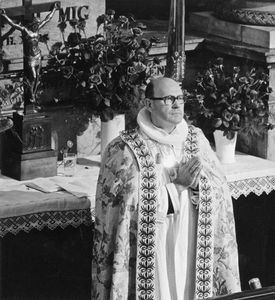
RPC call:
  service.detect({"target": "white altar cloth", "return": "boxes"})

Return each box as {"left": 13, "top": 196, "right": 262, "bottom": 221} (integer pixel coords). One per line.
{"left": 222, "top": 153, "right": 275, "bottom": 199}
{"left": 1, "top": 152, "right": 275, "bottom": 235}
{"left": 0, "top": 155, "right": 100, "bottom": 236}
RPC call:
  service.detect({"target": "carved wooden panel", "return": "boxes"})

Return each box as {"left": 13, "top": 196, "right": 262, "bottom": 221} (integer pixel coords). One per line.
{"left": 12, "top": 112, "right": 52, "bottom": 153}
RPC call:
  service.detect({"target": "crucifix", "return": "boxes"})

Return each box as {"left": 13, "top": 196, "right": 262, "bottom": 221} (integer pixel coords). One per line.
{"left": 0, "top": 0, "right": 60, "bottom": 114}
{"left": 0, "top": 0, "right": 61, "bottom": 180}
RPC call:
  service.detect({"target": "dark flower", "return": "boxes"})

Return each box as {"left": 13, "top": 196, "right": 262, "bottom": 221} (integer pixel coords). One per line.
{"left": 222, "top": 110, "right": 233, "bottom": 122}
{"left": 129, "top": 39, "right": 140, "bottom": 50}
{"left": 94, "top": 43, "right": 104, "bottom": 53}
{"left": 115, "top": 58, "right": 122, "bottom": 65}
{"left": 135, "top": 48, "right": 147, "bottom": 61}
{"left": 232, "top": 114, "right": 240, "bottom": 123}
{"left": 185, "top": 58, "right": 273, "bottom": 138}
{"left": 119, "top": 36, "right": 132, "bottom": 46}
{"left": 140, "top": 38, "right": 151, "bottom": 50}
{"left": 39, "top": 33, "right": 49, "bottom": 44}
{"left": 212, "top": 118, "right": 222, "bottom": 128}
{"left": 106, "top": 9, "right": 115, "bottom": 16}
{"left": 67, "top": 32, "right": 81, "bottom": 47}
{"left": 89, "top": 74, "right": 102, "bottom": 85}
{"left": 150, "top": 36, "right": 160, "bottom": 43}
{"left": 69, "top": 18, "right": 78, "bottom": 28}
{"left": 58, "top": 20, "right": 67, "bottom": 32}
{"left": 96, "top": 14, "right": 107, "bottom": 28}
{"left": 153, "top": 57, "right": 161, "bottom": 65}
{"left": 50, "top": 42, "right": 63, "bottom": 55}
{"left": 77, "top": 20, "right": 86, "bottom": 31}
{"left": 239, "top": 76, "right": 248, "bottom": 84}
{"left": 62, "top": 66, "right": 74, "bottom": 79}
{"left": 0, "top": 89, "right": 9, "bottom": 100}
{"left": 231, "top": 101, "right": 241, "bottom": 111}
{"left": 127, "top": 62, "right": 146, "bottom": 75}
{"left": 131, "top": 27, "right": 143, "bottom": 37}
{"left": 5, "top": 84, "right": 14, "bottom": 92}
{"left": 118, "top": 16, "right": 129, "bottom": 25}
{"left": 137, "top": 22, "right": 147, "bottom": 30}
{"left": 127, "top": 14, "right": 136, "bottom": 23}
{"left": 38, "top": 11, "right": 164, "bottom": 123}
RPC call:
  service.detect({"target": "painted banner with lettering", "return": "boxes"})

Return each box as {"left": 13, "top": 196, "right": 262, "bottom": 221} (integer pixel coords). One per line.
{"left": 0, "top": 0, "right": 105, "bottom": 71}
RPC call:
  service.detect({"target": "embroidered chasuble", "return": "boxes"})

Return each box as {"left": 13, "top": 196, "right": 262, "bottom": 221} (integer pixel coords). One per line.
{"left": 93, "top": 113, "right": 241, "bottom": 300}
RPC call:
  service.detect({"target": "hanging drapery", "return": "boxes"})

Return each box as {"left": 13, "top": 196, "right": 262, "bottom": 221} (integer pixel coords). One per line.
{"left": 165, "top": 0, "right": 186, "bottom": 82}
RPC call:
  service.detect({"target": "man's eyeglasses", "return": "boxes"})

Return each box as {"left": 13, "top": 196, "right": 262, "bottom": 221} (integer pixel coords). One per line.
{"left": 151, "top": 95, "right": 185, "bottom": 105}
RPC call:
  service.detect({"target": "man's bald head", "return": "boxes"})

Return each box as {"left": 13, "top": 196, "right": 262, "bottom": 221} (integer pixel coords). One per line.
{"left": 145, "top": 77, "right": 182, "bottom": 99}
{"left": 144, "top": 77, "right": 184, "bottom": 133}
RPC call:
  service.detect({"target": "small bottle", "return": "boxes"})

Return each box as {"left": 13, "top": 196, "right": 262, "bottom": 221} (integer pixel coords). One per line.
{"left": 248, "top": 278, "right": 262, "bottom": 290}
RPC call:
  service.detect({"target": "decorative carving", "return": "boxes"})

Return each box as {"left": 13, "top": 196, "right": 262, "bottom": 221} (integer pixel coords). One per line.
{"left": 214, "top": 2, "right": 275, "bottom": 25}
{"left": 25, "top": 125, "right": 46, "bottom": 150}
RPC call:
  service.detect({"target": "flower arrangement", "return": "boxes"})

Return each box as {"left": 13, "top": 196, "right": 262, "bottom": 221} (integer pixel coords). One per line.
{"left": 185, "top": 57, "right": 274, "bottom": 139}
{"left": 37, "top": 10, "right": 164, "bottom": 128}
{"left": 0, "top": 79, "right": 23, "bottom": 133}
{"left": 0, "top": 79, "right": 23, "bottom": 112}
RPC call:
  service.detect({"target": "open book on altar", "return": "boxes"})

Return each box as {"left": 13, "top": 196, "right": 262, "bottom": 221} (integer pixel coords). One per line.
{"left": 25, "top": 178, "right": 61, "bottom": 193}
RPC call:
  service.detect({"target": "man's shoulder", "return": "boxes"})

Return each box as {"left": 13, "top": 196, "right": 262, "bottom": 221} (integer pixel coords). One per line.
{"left": 104, "top": 129, "right": 140, "bottom": 157}
{"left": 120, "top": 128, "right": 139, "bottom": 139}
{"left": 187, "top": 124, "right": 203, "bottom": 135}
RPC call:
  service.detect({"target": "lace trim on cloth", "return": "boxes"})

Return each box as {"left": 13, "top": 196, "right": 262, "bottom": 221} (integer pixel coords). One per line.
{"left": 121, "top": 129, "right": 157, "bottom": 300}
{"left": 0, "top": 208, "right": 92, "bottom": 237}
{"left": 228, "top": 175, "right": 275, "bottom": 200}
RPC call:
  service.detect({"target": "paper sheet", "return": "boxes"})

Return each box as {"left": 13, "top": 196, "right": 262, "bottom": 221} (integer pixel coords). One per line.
{"left": 25, "top": 178, "right": 60, "bottom": 193}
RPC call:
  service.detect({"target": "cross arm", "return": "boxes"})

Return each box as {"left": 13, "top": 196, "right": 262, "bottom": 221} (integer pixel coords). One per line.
{"left": 0, "top": 1, "right": 60, "bottom": 18}
{"left": 26, "top": 1, "right": 60, "bottom": 16}
{"left": 1, "top": 7, "right": 25, "bottom": 18}
{"left": 0, "top": 10, "right": 24, "bottom": 32}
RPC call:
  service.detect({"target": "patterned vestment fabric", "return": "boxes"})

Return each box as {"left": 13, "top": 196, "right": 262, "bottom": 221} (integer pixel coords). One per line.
{"left": 93, "top": 125, "right": 241, "bottom": 300}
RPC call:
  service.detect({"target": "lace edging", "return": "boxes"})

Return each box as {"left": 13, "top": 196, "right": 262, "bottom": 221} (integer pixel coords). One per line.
{"left": 228, "top": 176, "right": 275, "bottom": 200}
{"left": 0, "top": 209, "right": 92, "bottom": 237}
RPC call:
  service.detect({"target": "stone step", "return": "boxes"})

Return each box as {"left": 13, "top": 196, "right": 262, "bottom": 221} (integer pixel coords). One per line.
{"left": 190, "top": 11, "right": 275, "bottom": 49}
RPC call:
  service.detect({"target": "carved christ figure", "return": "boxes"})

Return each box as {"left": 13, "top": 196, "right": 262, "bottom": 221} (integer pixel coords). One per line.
{"left": 0, "top": 2, "right": 59, "bottom": 104}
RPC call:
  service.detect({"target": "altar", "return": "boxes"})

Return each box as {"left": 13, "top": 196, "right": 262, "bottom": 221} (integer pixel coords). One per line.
{"left": 221, "top": 153, "right": 275, "bottom": 290}
{"left": 1, "top": 152, "right": 275, "bottom": 297}
{"left": 0, "top": 156, "right": 100, "bottom": 299}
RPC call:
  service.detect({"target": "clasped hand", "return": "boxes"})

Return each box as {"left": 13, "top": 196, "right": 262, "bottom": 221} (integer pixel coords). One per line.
{"left": 174, "top": 156, "right": 202, "bottom": 189}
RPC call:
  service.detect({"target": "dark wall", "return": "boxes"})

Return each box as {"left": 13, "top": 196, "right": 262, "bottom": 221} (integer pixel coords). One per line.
{"left": 106, "top": 0, "right": 222, "bottom": 20}
{"left": 106, "top": 0, "right": 170, "bottom": 19}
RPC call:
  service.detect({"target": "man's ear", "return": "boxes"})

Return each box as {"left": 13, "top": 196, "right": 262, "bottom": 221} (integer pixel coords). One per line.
{"left": 144, "top": 98, "right": 152, "bottom": 112}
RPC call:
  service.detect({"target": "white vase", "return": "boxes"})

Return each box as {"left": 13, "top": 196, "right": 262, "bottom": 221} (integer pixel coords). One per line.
{"left": 101, "top": 114, "right": 125, "bottom": 157}
{"left": 213, "top": 130, "right": 237, "bottom": 164}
